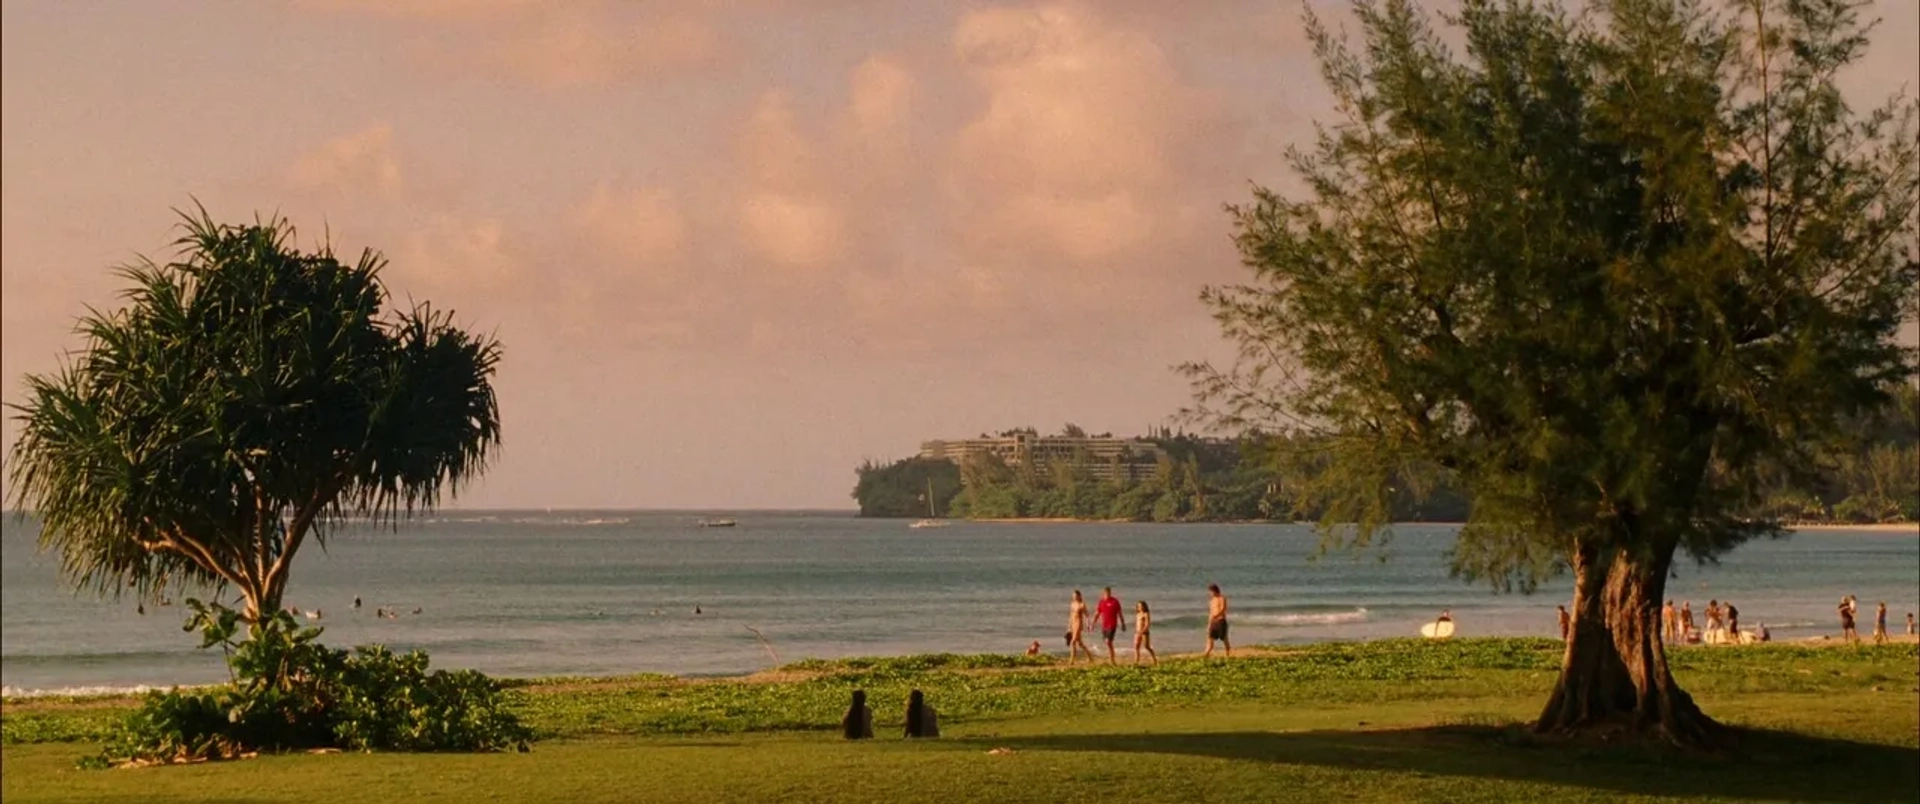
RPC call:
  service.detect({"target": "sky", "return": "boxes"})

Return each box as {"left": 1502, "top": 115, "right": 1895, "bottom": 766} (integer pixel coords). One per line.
{"left": 3, "top": 1, "right": 1916, "bottom": 510}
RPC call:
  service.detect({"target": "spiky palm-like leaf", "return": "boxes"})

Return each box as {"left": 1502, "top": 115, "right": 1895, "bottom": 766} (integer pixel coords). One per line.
{"left": 8, "top": 207, "right": 502, "bottom": 619}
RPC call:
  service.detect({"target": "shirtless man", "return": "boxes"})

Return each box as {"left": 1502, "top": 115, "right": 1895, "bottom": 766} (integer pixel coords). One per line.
{"left": 1204, "top": 584, "right": 1232, "bottom": 658}
{"left": 1662, "top": 600, "right": 1677, "bottom": 642}
{"left": 1556, "top": 604, "right": 1571, "bottom": 642}
{"left": 1680, "top": 601, "right": 1696, "bottom": 641}
{"left": 1066, "top": 590, "right": 1092, "bottom": 663}
{"left": 1095, "top": 587, "right": 1125, "bottom": 665}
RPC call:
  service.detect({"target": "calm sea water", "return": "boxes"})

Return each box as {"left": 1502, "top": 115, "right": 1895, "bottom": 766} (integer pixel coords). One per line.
{"left": 2, "top": 512, "right": 1915, "bottom": 694}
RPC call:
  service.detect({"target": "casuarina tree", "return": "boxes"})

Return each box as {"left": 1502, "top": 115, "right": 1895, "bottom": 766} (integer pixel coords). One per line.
{"left": 9, "top": 209, "right": 502, "bottom": 622}
{"left": 1184, "top": 0, "right": 1916, "bottom": 746}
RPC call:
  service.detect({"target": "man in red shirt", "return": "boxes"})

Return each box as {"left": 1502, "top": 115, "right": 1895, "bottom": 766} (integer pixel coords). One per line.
{"left": 1096, "top": 587, "right": 1126, "bottom": 665}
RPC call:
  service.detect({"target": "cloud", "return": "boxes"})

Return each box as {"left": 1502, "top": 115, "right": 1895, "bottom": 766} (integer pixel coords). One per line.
{"left": 845, "top": 55, "right": 915, "bottom": 146}
{"left": 301, "top": 1, "right": 730, "bottom": 86}
{"left": 739, "top": 192, "right": 844, "bottom": 268}
{"left": 946, "top": 2, "right": 1228, "bottom": 265}
{"left": 293, "top": 0, "right": 546, "bottom": 21}
{"left": 574, "top": 183, "right": 689, "bottom": 262}
{"left": 286, "top": 122, "right": 402, "bottom": 197}
{"left": 478, "top": 12, "right": 726, "bottom": 87}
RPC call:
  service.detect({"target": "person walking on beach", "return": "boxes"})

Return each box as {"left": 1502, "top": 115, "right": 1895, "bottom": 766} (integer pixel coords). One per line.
{"left": 1204, "top": 584, "right": 1232, "bottom": 658}
{"left": 1705, "top": 600, "right": 1722, "bottom": 634}
{"left": 1066, "top": 590, "right": 1093, "bottom": 664}
{"left": 1906, "top": 612, "right": 1915, "bottom": 636}
{"left": 1133, "top": 601, "right": 1158, "bottom": 665}
{"left": 1096, "top": 587, "right": 1125, "bottom": 665}
{"left": 1557, "top": 604, "right": 1571, "bottom": 642}
{"left": 1680, "top": 601, "right": 1696, "bottom": 641}
{"left": 1872, "top": 601, "right": 1888, "bottom": 645}
{"left": 1838, "top": 596, "right": 1858, "bottom": 643}
{"left": 1662, "top": 600, "right": 1677, "bottom": 642}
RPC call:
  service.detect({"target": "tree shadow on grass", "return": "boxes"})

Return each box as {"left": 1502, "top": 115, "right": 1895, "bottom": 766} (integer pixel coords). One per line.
{"left": 960, "top": 725, "right": 1919, "bottom": 803}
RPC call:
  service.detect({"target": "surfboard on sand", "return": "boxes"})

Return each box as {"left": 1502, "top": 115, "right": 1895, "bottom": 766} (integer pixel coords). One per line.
{"left": 1420, "top": 620, "right": 1456, "bottom": 639}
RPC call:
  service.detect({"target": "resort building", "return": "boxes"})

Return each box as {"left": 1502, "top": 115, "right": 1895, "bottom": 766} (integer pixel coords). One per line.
{"left": 919, "top": 434, "right": 1168, "bottom": 484}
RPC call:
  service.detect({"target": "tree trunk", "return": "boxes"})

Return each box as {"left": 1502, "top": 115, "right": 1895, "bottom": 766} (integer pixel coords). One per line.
{"left": 1534, "top": 538, "right": 1722, "bottom": 748}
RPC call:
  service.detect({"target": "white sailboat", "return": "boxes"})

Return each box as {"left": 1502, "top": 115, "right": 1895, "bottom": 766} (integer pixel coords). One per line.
{"left": 909, "top": 478, "right": 949, "bottom": 529}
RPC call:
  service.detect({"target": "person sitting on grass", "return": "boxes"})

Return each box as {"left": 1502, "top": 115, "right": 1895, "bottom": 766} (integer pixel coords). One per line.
{"left": 842, "top": 690, "right": 874, "bottom": 740}
{"left": 904, "top": 689, "right": 940, "bottom": 739}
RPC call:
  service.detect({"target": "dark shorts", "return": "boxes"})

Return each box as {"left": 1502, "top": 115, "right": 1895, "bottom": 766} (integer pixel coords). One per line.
{"left": 1208, "top": 619, "right": 1229, "bottom": 640}
{"left": 1102, "top": 626, "right": 1118, "bottom": 642}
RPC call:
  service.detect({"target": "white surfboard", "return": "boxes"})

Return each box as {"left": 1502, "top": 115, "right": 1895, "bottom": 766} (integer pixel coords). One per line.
{"left": 1420, "top": 619, "right": 1456, "bottom": 639}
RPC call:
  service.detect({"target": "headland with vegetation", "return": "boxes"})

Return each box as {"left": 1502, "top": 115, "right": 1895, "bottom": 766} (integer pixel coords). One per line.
{"left": 854, "top": 387, "right": 1919, "bottom": 525}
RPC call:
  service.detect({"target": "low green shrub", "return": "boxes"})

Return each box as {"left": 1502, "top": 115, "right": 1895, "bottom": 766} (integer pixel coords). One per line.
{"left": 88, "top": 599, "right": 530, "bottom": 768}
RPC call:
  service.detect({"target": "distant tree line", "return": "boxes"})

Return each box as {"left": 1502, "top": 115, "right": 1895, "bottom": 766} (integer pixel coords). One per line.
{"left": 853, "top": 389, "right": 1917, "bottom": 524}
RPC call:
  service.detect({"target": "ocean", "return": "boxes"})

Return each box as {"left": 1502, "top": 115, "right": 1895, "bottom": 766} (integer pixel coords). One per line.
{"left": 2, "top": 512, "right": 1915, "bottom": 696}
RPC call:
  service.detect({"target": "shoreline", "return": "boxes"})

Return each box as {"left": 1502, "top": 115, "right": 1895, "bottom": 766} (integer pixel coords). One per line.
{"left": 924, "top": 517, "right": 1917, "bottom": 533}
{"left": 8, "top": 634, "right": 1913, "bottom": 705}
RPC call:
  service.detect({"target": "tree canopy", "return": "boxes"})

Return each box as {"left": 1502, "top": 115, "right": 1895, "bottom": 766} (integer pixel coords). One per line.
{"left": 1185, "top": 0, "right": 1917, "bottom": 746}
{"left": 8, "top": 210, "right": 503, "bottom": 621}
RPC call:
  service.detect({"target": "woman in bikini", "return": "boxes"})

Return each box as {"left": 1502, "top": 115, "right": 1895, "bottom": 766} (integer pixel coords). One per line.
{"left": 1132, "top": 600, "right": 1158, "bottom": 665}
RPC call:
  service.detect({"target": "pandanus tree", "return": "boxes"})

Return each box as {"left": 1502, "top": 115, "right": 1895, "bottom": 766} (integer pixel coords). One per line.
{"left": 8, "top": 210, "right": 502, "bottom": 622}
{"left": 1185, "top": 0, "right": 1916, "bottom": 746}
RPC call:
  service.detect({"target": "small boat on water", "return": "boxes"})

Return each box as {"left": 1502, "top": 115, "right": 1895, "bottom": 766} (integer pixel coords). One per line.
{"left": 698, "top": 518, "right": 737, "bottom": 528}
{"left": 909, "top": 479, "right": 949, "bottom": 529}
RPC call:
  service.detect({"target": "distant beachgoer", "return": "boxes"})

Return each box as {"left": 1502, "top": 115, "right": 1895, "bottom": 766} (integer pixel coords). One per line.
{"left": 1437, "top": 609, "right": 1453, "bottom": 624}
{"left": 1838, "top": 597, "right": 1858, "bottom": 643}
{"left": 412, "top": 607, "right": 422, "bottom": 615}
{"left": 1205, "top": 584, "right": 1232, "bottom": 658}
{"left": 1096, "top": 587, "right": 1125, "bottom": 665}
{"left": 842, "top": 690, "right": 874, "bottom": 740}
{"left": 1906, "top": 612, "right": 1916, "bottom": 636}
{"left": 1681, "top": 601, "right": 1696, "bottom": 640}
{"left": 1873, "top": 602, "right": 1888, "bottom": 645}
{"left": 1066, "top": 590, "right": 1092, "bottom": 664}
{"left": 1133, "top": 601, "right": 1158, "bottom": 665}
{"left": 1705, "top": 600, "right": 1722, "bottom": 633}
{"left": 1025, "top": 640, "right": 1042, "bottom": 657}
{"left": 1757, "top": 623, "right": 1771, "bottom": 642}
{"left": 354, "top": 596, "right": 362, "bottom": 610}
{"left": 695, "top": 606, "right": 702, "bottom": 615}
{"left": 1556, "top": 605, "right": 1570, "bottom": 642}
{"left": 1725, "top": 602, "right": 1739, "bottom": 636}
{"left": 1662, "top": 600, "right": 1677, "bottom": 642}
{"left": 904, "top": 689, "right": 940, "bottom": 738}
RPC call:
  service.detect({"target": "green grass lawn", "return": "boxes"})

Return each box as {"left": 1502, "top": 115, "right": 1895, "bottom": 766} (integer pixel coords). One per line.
{"left": 4, "top": 639, "right": 1915, "bottom": 803}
